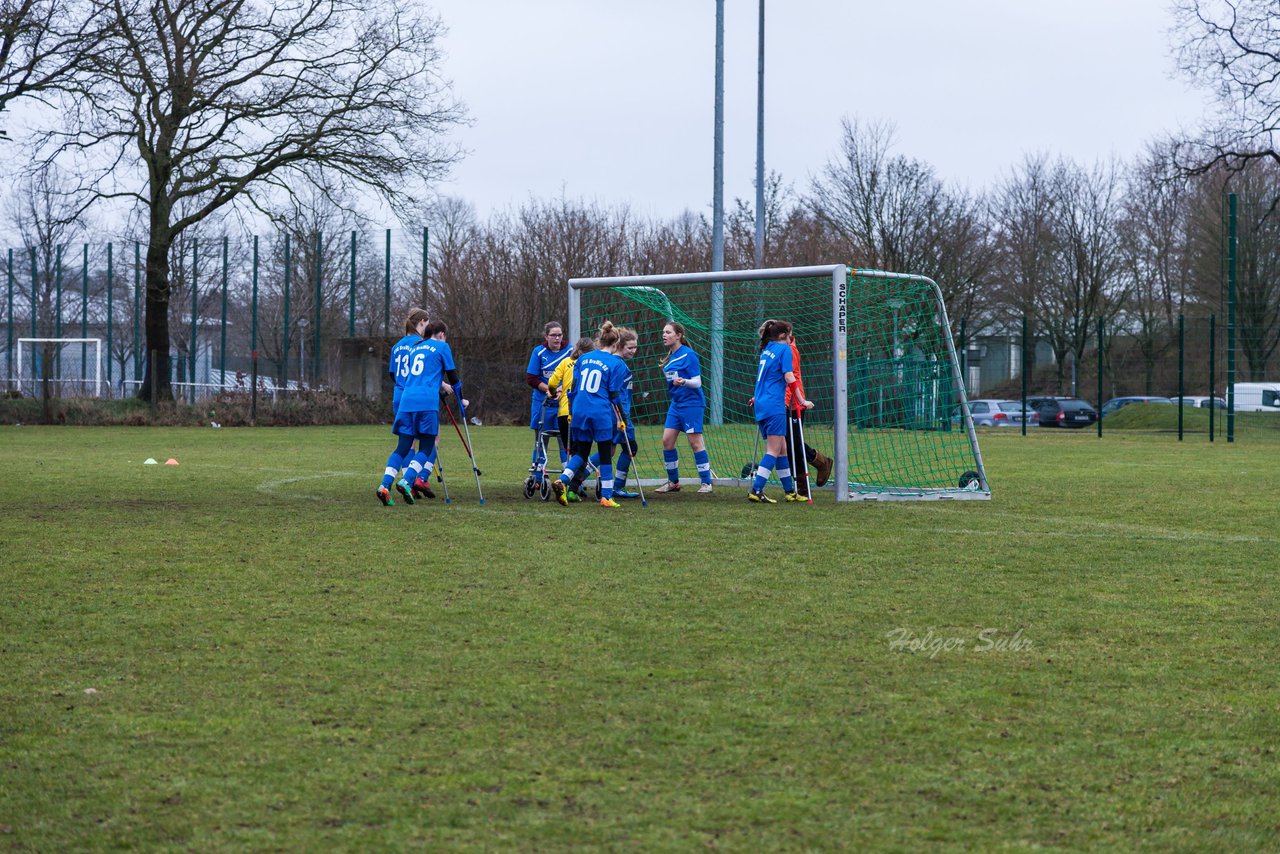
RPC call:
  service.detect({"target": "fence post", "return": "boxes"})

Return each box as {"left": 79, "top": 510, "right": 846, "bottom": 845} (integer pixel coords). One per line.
{"left": 1208, "top": 314, "right": 1216, "bottom": 443}
{"left": 220, "top": 236, "right": 228, "bottom": 391}
{"left": 1096, "top": 317, "right": 1103, "bottom": 439}
{"left": 5, "top": 248, "right": 12, "bottom": 388}
{"left": 133, "top": 242, "right": 141, "bottom": 382}
{"left": 190, "top": 237, "right": 198, "bottom": 405}
{"left": 106, "top": 243, "right": 114, "bottom": 392}
{"left": 81, "top": 243, "right": 88, "bottom": 383}
{"left": 383, "top": 228, "right": 391, "bottom": 336}
{"left": 348, "top": 231, "right": 357, "bottom": 337}
{"left": 1021, "top": 314, "right": 1028, "bottom": 437}
{"left": 251, "top": 235, "right": 259, "bottom": 354}
{"left": 283, "top": 233, "right": 291, "bottom": 394}
{"left": 250, "top": 349, "right": 258, "bottom": 425}
{"left": 314, "top": 231, "right": 322, "bottom": 385}
{"left": 29, "top": 246, "right": 37, "bottom": 339}
{"left": 422, "top": 225, "right": 429, "bottom": 308}
{"left": 54, "top": 246, "right": 62, "bottom": 385}
{"left": 1177, "top": 313, "right": 1184, "bottom": 442}
{"left": 1226, "top": 192, "right": 1236, "bottom": 444}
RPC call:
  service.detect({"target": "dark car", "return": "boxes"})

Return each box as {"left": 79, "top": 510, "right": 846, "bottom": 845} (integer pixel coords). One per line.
{"left": 1099, "top": 396, "right": 1174, "bottom": 417}
{"left": 1029, "top": 396, "right": 1098, "bottom": 428}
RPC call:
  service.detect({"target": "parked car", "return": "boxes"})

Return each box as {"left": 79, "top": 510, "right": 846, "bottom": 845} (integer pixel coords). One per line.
{"left": 953, "top": 399, "right": 1039, "bottom": 427}
{"left": 1028, "top": 396, "right": 1098, "bottom": 428}
{"left": 1099, "top": 396, "right": 1174, "bottom": 417}
{"left": 1230, "top": 382, "right": 1280, "bottom": 412}
{"left": 1180, "top": 396, "right": 1227, "bottom": 409}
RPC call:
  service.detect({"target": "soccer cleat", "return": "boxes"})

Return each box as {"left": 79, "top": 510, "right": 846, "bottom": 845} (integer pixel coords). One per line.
{"left": 697, "top": 483, "right": 714, "bottom": 494}
{"left": 395, "top": 478, "right": 416, "bottom": 505}
{"left": 566, "top": 490, "right": 581, "bottom": 503}
{"left": 814, "top": 453, "right": 834, "bottom": 487}
{"left": 552, "top": 479, "right": 568, "bottom": 506}
{"left": 784, "top": 491, "right": 806, "bottom": 502}
{"left": 376, "top": 486, "right": 394, "bottom": 506}
{"left": 599, "top": 497, "right": 621, "bottom": 509}
{"left": 748, "top": 489, "right": 776, "bottom": 504}
{"left": 412, "top": 478, "right": 436, "bottom": 500}
{"left": 654, "top": 481, "right": 681, "bottom": 494}
{"left": 613, "top": 489, "right": 639, "bottom": 500}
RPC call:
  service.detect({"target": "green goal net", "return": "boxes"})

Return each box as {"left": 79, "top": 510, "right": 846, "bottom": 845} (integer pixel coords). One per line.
{"left": 568, "top": 266, "right": 989, "bottom": 501}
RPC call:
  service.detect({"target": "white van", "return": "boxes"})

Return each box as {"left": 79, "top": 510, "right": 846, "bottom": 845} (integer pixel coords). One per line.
{"left": 1231, "top": 382, "right": 1280, "bottom": 412}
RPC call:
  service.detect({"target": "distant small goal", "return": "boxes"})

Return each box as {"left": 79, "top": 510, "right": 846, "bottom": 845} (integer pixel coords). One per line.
{"left": 16, "top": 338, "right": 105, "bottom": 398}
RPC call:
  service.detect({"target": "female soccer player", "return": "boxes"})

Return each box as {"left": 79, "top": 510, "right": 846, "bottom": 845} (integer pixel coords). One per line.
{"left": 654, "top": 321, "right": 713, "bottom": 494}
{"left": 546, "top": 336, "right": 595, "bottom": 502}
{"left": 376, "top": 320, "right": 460, "bottom": 506}
{"left": 381, "top": 309, "right": 433, "bottom": 504}
{"left": 525, "top": 321, "right": 571, "bottom": 487}
{"left": 784, "top": 331, "right": 833, "bottom": 496}
{"left": 748, "top": 319, "right": 811, "bottom": 504}
{"left": 602, "top": 325, "right": 641, "bottom": 499}
{"left": 552, "top": 321, "right": 632, "bottom": 509}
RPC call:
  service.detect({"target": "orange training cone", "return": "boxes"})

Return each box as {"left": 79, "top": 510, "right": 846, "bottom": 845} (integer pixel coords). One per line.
{"left": 164, "top": 458, "right": 179, "bottom": 465}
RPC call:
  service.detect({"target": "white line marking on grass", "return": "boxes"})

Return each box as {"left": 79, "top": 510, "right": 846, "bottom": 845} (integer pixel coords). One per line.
{"left": 932, "top": 524, "right": 1264, "bottom": 544}
{"left": 256, "top": 471, "right": 359, "bottom": 501}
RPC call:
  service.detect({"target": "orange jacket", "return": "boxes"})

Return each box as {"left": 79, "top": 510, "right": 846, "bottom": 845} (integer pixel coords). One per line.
{"left": 784, "top": 339, "right": 805, "bottom": 409}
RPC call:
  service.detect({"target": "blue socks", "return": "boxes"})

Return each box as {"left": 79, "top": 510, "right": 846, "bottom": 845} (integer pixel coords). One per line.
{"left": 694, "top": 449, "right": 711, "bottom": 485}
{"left": 663, "top": 448, "right": 680, "bottom": 484}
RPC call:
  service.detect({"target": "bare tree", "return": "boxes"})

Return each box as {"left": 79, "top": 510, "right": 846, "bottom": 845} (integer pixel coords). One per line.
{"left": 809, "top": 118, "right": 996, "bottom": 338}
{"left": 1038, "top": 158, "right": 1125, "bottom": 392}
{"left": 1173, "top": 0, "right": 1280, "bottom": 173}
{"left": 1115, "top": 143, "right": 1196, "bottom": 392}
{"left": 33, "top": 0, "right": 465, "bottom": 400}
{"left": 1184, "top": 160, "right": 1280, "bottom": 379}
{"left": 0, "top": 0, "right": 107, "bottom": 126}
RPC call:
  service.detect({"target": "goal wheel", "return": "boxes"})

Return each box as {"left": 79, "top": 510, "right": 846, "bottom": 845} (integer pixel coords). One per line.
{"left": 959, "top": 470, "right": 982, "bottom": 490}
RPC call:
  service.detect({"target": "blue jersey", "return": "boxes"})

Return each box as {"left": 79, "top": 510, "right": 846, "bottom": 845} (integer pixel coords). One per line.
{"left": 389, "top": 334, "right": 421, "bottom": 409}
{"left": 396, "top": 338, "right": 456, "bottom": 414}
{"left": 527, "top": 343, "right": 570, "bottom": 409}
{"left": 663, "top": 345, "right": 704, "bottom": 409}
{"left": 571, "top": 351, "right": 628, "bottom": 421}
{"left": 753, "top": 340, "right": 793, "bottom": 419}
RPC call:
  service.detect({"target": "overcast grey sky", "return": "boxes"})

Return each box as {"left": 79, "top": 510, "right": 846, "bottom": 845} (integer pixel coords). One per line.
{"left": 426, "top": 0, "right": 1213, "bottom": 219}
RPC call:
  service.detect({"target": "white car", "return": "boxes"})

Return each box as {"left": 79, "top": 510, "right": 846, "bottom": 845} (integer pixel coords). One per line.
{"left": 1180, "top": 395, "right": 1226, "bottom": 410}
{"left": 954, "top": 399, "right": 1038, "bottom": 427}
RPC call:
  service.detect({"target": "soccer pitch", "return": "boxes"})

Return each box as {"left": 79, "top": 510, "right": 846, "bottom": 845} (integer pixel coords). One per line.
{"left": 2, "top": 425, "right": 1277, "bottom": 850}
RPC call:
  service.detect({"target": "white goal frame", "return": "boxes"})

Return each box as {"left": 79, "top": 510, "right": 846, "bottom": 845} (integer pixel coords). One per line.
{"left": 568, "top": 265, "right": 989, "bottom": 503}
{"left": 16, "top": 337, "right": 104, "bottom": 398}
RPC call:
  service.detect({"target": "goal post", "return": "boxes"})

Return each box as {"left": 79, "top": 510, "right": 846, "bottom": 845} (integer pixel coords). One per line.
{"left": 568, "top": 266, "right": 989, "bottom": 502}
{"left": 16, "top": 338, "right": 104, "bottom": 398}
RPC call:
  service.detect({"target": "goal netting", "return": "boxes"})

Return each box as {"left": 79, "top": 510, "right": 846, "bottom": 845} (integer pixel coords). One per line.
{"left": 16, "top": 338, "right": 104, "bottom": 398}
{"left": 568, "top": 266, "right": 989, "bottom": 501}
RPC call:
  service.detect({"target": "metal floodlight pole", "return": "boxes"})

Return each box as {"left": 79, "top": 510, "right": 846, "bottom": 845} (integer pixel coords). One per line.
{"left": 753, "top": 0, "right": 765, "bottom": 269}
{"left": 709, "top": 0, "right": 726, "bottom": 426}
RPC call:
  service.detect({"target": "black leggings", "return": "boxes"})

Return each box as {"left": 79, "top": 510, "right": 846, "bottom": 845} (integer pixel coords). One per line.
{"left": 558, "top": 416, "right": 570, "bottom": 451}
{"left": 571, "top": 439, "right": 613, "bottom": 467}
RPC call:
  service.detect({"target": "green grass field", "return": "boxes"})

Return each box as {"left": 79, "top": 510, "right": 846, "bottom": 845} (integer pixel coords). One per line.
{"left": 2, "top": 423, "right": 1278, "bottom": 851}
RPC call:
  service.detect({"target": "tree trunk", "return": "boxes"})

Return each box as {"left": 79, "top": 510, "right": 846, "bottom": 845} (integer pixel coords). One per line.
{"left": 138, "top": 214, "right": 175, "bottom": 402}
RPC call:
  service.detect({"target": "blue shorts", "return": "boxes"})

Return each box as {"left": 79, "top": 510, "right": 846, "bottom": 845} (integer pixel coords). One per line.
{"left": 571, "top": 411, "right": 616, "bottom": 444}
{"left": 757, "top": 411, "right": 787, "bottom": 438}
{"left": 529, "top": 398, "right": 558, "bottom": 431}
{"left": 664, "top": 404, "right": 704, "bottom": 434}
{"left": 393, "top": 409, "right": 439, "bottom": 438}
